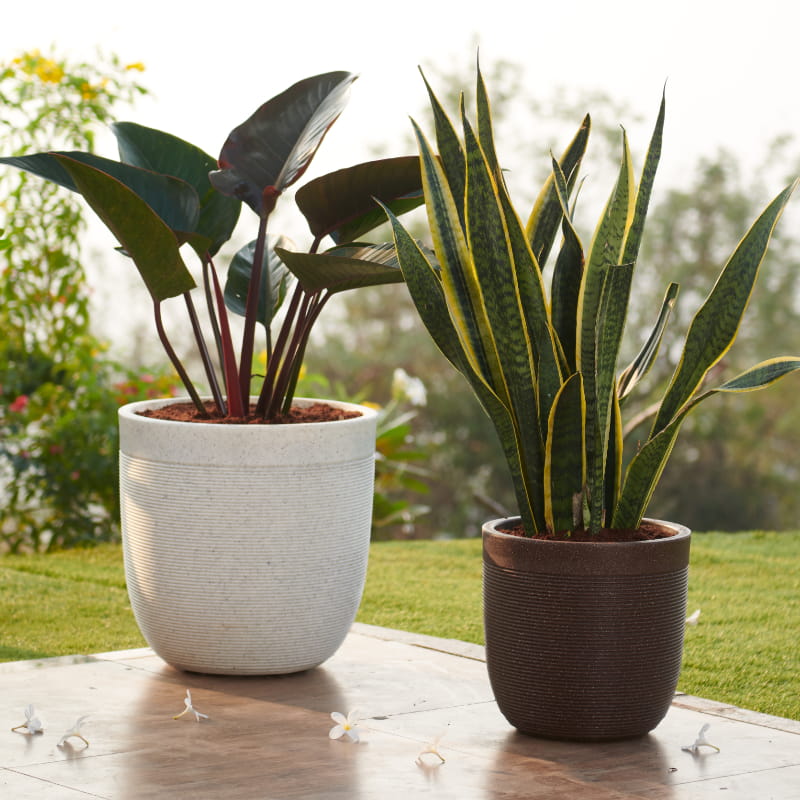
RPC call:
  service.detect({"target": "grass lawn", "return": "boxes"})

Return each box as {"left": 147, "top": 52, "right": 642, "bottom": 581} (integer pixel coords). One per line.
{"left": 1, "top": 532, "right": 798, "bottom": 721}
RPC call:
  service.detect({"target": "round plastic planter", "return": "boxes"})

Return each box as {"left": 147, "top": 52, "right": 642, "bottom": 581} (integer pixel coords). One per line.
{"left": 483, "top": 517, "right": 691, "bottom": 741}
{"left": 118, "top": 397, "right": 377, "bottom": 675}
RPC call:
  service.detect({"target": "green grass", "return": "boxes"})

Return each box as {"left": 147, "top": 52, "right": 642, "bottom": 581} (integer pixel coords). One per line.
{"left": 1, "top": 533, "right": 798, "bottom": 720}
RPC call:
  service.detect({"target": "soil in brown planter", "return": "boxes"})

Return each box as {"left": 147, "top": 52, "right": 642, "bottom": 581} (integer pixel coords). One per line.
{"left": 138, "top": 401, "right": 362, "bottom": 425}
{"left": 497, "top": 519, "right": 677, "bottom": 542}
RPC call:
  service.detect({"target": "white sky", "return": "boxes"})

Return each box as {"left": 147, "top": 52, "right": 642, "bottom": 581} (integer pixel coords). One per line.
{"left": 5, "top": 0, "right": 799, "bottom": 179}
{"left": 4, "top": 0, "right": 800, "bottom": 353}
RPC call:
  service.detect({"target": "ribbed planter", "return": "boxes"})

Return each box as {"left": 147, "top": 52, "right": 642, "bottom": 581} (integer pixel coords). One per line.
{"left": 118, "top": 397, "right": 377, "bottom": 675}
{"left": 483, "top": 517, "right": 691, "bottom": 741}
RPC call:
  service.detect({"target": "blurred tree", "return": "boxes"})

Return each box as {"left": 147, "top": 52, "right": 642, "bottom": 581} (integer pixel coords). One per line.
{"left": 0, "top": 49, "right": 163, "bottom": 551}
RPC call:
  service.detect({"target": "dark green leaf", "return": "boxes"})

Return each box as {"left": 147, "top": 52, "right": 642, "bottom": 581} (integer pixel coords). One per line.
{"left": 545, "top": 373, "right": 585, "bottom": 533}
{"left": 525, "top": 114, "right": 590, "bottom": 269}
{"left": 275, "top": 242, "right": 407, "bottom": 295}
{"left": 54, "top": 155, "right": 195, "bottom": 301}
{"left": 419, "top": 69, "right": 466, "bottom": 227}
{"left": 210, "top": 71, "right": 357, "bottom": 215}
{"left": 224, "top": 235, "right": 293, "bottom": 327}
{"left": 618, "top": 282, "right": 679, "bottom": 402}
{"left": 295, "top": 156, "right": 422, "bottom": 243}
{"left": 614, "top": 357, "right": 800, "bottom": 529}
{"left": 383, "top": 201, "right": 539, "bottom": 535}
{"left": 0, "top": 151, "right": 199, "bottom": 236}
{"left": 112, "top": 121, "right": 241, "bottom": 255}
{"left": 652, "top": 181, "right": 797, "bottom": 433}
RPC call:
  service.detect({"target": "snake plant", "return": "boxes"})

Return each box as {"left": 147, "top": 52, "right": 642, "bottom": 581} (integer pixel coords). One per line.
{"left": 384, "top": 66, "right": 800, "bottom": 536}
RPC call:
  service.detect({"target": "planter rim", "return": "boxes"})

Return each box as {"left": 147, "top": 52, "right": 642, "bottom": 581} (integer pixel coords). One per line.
{"left": 119, "top": 396, "right": 378, "bottom": 468}
{"left": 118, "top": 395, "right": 377, "bottom": 427}
{"left": 483, "top": 516, "right": 691, "bottom": 576}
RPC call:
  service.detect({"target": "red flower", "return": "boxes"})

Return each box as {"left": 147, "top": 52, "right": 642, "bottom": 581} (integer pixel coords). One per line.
{"left": 10, "top": 395, "right": 29, "bottom": 413}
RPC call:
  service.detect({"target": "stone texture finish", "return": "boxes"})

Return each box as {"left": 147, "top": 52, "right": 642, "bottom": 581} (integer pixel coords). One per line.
{"left": 118, "top": 398, "right": 377, "bottom": 675}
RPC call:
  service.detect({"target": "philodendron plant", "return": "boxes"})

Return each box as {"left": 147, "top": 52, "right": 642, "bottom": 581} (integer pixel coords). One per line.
{"left": 383, "top": 66, "right": 800, "bottom": 537}
{"left": 0, "top": 71, "right": 423, "bottom": 420}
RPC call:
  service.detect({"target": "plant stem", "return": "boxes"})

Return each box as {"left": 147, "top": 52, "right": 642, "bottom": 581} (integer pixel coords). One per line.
{"left": 202, "top": 257, "right": 226, "bottom": 399}
{"left": 255, "top": 282, "right": 304, "bottom": 418}
{"left": 270, "top": 291, "right": 331, "bottom": 419}
{"left": 183, "top": 291, "right": 225, "bottom": 416}
{"left": 238, "top": 214, "right": 269, "bottom": 402}
{"left": 152, "top": 299, "right": 208, "bottom": 417}
{"left": 265, "top": 290, "right": 314, "bottom": 419}
{"left": 209, "top": 265, "right": 245, "bottom": 418}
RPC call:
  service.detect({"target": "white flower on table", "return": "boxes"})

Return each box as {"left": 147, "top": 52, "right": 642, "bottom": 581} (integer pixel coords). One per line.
{"left": 173, "top": 689, "right": 209, "bottom": 722}
{"left": 681, "top": 723, "right": 720, "bottom": 754}
{"left": 685, "top": 609, "right": 701, "bottom": 626}
{"left": 416, "top": 730, "right": 446, "bottom": 764}
{"left": 329, "top": 709, "right": 360, "bottom": 743}
{"left": 58, "top": 716, "right": 90, "bottom": 748}
{"left": 11, "top": 704, "right": 44, "bottom": 735}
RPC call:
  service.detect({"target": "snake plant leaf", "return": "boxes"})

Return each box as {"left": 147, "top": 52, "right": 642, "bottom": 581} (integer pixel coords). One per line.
{"left": 550, "top": 156, "right": 586, "bottom": 373}
{"left": 475, "top": 60, "right": 500, "bottom": 181}
{"left": 462, "top": 114, "right": 534, "bottom": 399}
{"left": 579, "top": 130, "right": 635, "bottom": 531}
{"left": 618, "top": 282, "right": 679, "bottom": 402}
{"left": 295, "top": 156, "right": 423, "bottom": 244}
{"left": 714, "top": 356, "right": 800, "bottom": 392}
{"left": 411, "top": 117, "right": 495, "bottom": 384}
{"left": 497, "top": 178, "right": 564, "bottom": 427}
{"left": 651, "top": 180, "right": 798, "bottom": 435}
{"left": 383, "top": 201, "right": 540, "bottom": 534}
{"left": 0, "top": 151, "right": 200, "bottom": 237}
{"left": 525, "top": 114, "right": 591, "bottom": 270}
{"left": 275, "top": 242, "right": 409, "bottom": 294}
{"left": 209, "top": 71, "right": 357, "bottom": 216}
{"left": 112, "top": 121, "right": 241, "bottom": 256}
{"left": 224, "top": 235, "right": 293, "bottom": 327}
{"left": 612, "top": 409, "right": 687, "bottom": 530}
{"left": 479, "top": 113, "right": 564, "bottom": 429}
{"left": 462, "top": 113, "right": 549, "bottom": 518}
{"left": 614, "top": 356, "right": 800, "bottom": 529}
{"left": 54, "top": 155, "right": 195, "bottom": 301}
{"left": 620, "top": 92, "right": 665, "bottom": 266}
{"left": 603, "top": 386, "right": 624, "bottom": 525}
{"left": 419, "top": 69, "right": 466, "bottom": 227}
{"left": 544, "top": 372, "right": 585, "bottom": 533}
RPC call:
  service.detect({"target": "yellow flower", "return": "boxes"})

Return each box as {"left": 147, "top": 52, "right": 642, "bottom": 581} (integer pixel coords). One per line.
{"left": 80, "top": 82, "right": 97, "bottom": 100}
{"left": 124, "top": 61, "right": 146, "bottom": 72}
{"left": 34, "top": 58, "right": 64, "bottom": 84}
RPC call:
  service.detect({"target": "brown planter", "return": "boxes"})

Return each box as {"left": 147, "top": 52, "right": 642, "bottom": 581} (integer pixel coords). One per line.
{"left": 483, "top": 517, "right": 691, "bottom": 741}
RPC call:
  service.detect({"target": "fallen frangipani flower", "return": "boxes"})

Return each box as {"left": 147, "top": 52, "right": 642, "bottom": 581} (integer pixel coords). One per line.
{"left": 11, "top": 704, "right": 43, "bottom": 735}
{"left": 681, "top": 723, "right": 720, "bottom": 754}
{"left": 685, "top": 609, "right": 701, "bottom": 626}
{"left": 329, "top": 709, "right": 360, "bottom": 743}
{"left": 173, "top": 689, "right": 209, "bottom": 722}
{"left": 416, "top": 730, "right": 446, "bottom": 764}
{"left": 58, "top": 716, "right": 90, "bottom": 748}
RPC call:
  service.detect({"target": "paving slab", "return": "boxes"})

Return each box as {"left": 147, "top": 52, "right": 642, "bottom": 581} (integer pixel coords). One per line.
{"left": 1, "top": 623, "right": 798, "bottom": 799}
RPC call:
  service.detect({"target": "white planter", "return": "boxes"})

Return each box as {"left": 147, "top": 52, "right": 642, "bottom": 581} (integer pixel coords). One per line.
{"left": 118, "top": 397, "right": 377, "bottom": 675}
